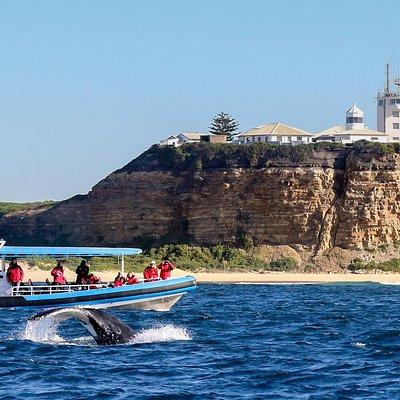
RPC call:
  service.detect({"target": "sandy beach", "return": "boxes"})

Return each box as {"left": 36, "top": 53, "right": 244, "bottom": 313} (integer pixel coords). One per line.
{"left": 20, "top": 267, "right": 400, "bottom": 285}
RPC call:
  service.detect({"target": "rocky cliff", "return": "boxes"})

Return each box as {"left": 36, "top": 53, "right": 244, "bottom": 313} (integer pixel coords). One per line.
{"left": 2, "top": 142, "right": 400, "bottom": 252}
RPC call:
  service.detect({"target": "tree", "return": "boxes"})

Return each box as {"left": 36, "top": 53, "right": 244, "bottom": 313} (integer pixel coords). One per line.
{"left": 209, "top": 112, "right": 239, "bottom": 140}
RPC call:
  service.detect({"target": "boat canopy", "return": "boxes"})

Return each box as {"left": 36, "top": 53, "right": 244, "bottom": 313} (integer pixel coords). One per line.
{"left": 0, "top": 246, "right": 142, "bottom": 258}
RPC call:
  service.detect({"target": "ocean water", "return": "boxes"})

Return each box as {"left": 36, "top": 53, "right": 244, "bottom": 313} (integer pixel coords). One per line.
{"left": 1, "top": 283, "right": 400, "bottom": 399}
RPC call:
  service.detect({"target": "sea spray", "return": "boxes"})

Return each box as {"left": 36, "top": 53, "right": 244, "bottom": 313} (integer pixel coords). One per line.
{"left": 22, "top": 316, "right": 191, "bottom": 346}
{"left": 22, "top": 316, "right": 65, "bottom": 344}
{"left": 130, "top": 324, "right": 191, "bottom": 344}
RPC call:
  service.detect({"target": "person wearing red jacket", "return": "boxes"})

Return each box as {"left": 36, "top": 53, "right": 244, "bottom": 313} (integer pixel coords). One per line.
{"left": 87, "top": 273, "right": 101, "bottom": 289}
{"left": 126, "top": 272, "right": 139, "bottom": 285}
{"left": 51, "top": 261, "right": 68, "bottom": 285}
{"left": 158, "top": 257, "right": 176, "bottom": 280}
{"left": 6, "top": 258, "right": 24, "bottom": 286}
{"left": 143, "top": 261, "right": 159, "bottom": 281}
{"left": 113, "top": 272, "right": 125, "bottom": 287}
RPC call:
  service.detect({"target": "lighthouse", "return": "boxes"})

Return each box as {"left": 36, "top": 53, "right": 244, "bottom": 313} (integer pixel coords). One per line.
{"left": 345, "top": 102, "right": 364, "bottom": 130}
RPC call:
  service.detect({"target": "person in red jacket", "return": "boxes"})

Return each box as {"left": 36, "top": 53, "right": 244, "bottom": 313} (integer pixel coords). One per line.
{"left": 126, "top": 272, "right": 139, "bottom": 285}
{"left": 113, "top": 272, "right": 125, "bottom": 287}
{"left": 51, "top": 261, "right": 68, "bottom": 285}
{"left": 6, "top": 258, "right": 24, "bottom": 286}
{"left": 87, "top": 273, "right": 101, "bottom": 289}
{"left": 143, "top": 261, "right": 159, "bottom": 281}
{"left": 158, "top": 257, "right": 176, "bottom": 280}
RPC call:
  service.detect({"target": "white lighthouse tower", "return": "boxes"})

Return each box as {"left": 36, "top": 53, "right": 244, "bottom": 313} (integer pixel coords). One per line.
{"left": 345, "top": 102, "right": 364, "bottom": 130}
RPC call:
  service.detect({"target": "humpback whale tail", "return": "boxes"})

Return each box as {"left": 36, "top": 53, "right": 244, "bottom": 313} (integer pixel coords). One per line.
{"left": 29, "top": 308, "right": 136, "bottom": 345}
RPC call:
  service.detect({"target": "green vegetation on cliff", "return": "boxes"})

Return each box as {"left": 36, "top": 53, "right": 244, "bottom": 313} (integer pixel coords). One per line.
{"left": 26, "top": 244, "right": 299, "bottom": 273}
{"left": 0, "top": 201, "right": 57, "bottom": 217}
{"left": 119, "top": 141, "right": 349, "bottom": 173}
{"left": 348, "top": 258, "right": 400, "bottom": 273}
{"left": 120, "top": 141, "right": 400, "bottom": 174}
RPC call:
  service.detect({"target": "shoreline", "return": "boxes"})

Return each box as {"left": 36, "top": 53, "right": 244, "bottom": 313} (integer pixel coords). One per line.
{"left": 19, "top": 268, "right": 400, "bottom": 285}
{"left": 189, "top": 272, "right": 400, "bottom": 284}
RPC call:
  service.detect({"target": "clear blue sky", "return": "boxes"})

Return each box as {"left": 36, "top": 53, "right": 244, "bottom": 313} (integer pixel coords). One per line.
{"left": 1, "top": 0, "right": 398, "bottom": 201}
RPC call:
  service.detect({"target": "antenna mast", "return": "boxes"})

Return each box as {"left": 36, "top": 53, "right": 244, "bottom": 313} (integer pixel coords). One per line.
{"left": 386, "top": 61, "right": 390, "bottom": 94}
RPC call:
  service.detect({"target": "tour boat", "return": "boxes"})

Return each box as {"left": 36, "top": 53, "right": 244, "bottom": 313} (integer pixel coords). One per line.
{"left": 0, "top": 242, "right": 196, "bottom": 310}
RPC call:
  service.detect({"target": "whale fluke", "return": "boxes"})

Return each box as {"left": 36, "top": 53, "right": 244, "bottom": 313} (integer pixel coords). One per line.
{"left": 29, "top": 307, "right": 135, "bottom": 345}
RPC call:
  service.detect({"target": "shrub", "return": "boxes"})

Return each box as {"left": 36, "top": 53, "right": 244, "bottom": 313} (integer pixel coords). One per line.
{"left": 269, "top": 257, "right": 298, "bottom": 271}
{"left": 348, "top": 258, "right": 400, "bottom": 272}
{"left": 237, "top": 233, "right": 254, "bottom": 251}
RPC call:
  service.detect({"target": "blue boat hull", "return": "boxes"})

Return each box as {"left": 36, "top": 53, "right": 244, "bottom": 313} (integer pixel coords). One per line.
{"left": 0, "top": 276, "right": 197, "bottom": 310}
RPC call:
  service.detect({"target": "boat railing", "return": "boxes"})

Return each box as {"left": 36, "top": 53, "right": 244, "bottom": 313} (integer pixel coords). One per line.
{"left": 11, "top": 277, "right": 170, "bottom": 296}
{"left": 11, "top": 283, "right": 110, "bottom": 296}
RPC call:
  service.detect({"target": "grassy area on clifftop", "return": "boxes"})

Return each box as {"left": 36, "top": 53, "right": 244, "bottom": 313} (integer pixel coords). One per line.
{"left": 0, "top": 201, "right": 57, "bottom": 217}
{"left": 119, "top": 141, "right": 346, "bottom": 172}
{"left": 118, "top": 141, "right": 400, "bottom": 174}
{"left": 25, "top": 244, "right": 299, "bottom": 274}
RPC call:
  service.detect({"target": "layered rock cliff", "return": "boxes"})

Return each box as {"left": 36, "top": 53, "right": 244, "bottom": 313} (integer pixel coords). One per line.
{"left": 2, "top": 142, "right": 400, "bottom": 251}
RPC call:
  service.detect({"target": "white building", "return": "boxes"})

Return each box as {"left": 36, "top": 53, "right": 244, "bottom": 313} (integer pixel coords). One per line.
{"left": 159, "top": 132, "right": 204, "bottom": 147}
{"left": 159, "top": 132, "right": 227, "bottom": 147}
{"left": 314, "top": 103, "right": 391, "bottom": 144}
{"left": 159, "top": 135, "right": 180, "bottom": 146}
{"left": 238, "top": 122, "right": 313, "bottom": 145}
{"left": 330, "top": 128, "right": 389, "bottom": 144}
{"left": 376, "top": 63, "right": 400, "bottom": 140}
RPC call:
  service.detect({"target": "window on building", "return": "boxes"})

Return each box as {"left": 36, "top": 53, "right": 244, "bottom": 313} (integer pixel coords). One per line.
{"left": 297, "top": 137, "right": 303, "bottom": 141}
{"left": 393, "top": 111, "right": 400, "bottom": 117}
{"left": 257, "top": 137, "right": 262, "bottom": 142}
{"left": 394, "top": 123, "right": 400, "bottom": 129}
{"left": 371, "top": 137, "right": 378, "bottom": 141}
{"left": 378, "top": 100, "right": 384, "bottom": 106}
{"left": 346, "top": 117, "right": 364, "bottom": 123}
{"left": 287, "top": 136, "right": 292, "bottom": 142}
{"left": 391, "top": 99, "right": 400, "bottom": 105}
{"left": 246, "top": 137, "right": 251, "bottom": 142}
{"left": 393, "top": 137, "right": 400, "bottom": 141}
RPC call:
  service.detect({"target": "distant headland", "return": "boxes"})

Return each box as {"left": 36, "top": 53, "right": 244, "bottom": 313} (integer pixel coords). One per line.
{"left": 3, "top": 141, "right": 400, "bottom": 274}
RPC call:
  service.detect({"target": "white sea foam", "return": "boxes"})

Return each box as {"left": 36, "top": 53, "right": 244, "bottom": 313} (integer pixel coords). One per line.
{"left": 129, "top": 324, "right": 192, "bottom": 344}
{"left": 353, "top": 342, "right": 366, "bottom": 348}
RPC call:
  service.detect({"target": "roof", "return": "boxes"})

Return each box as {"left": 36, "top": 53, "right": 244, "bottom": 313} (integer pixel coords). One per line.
{"left": 346, "top": 102, "right": 363, "bottom": 116}
{"left": 336, "top": 128, "right": 388, "bottom": 137}
{"left": 0, "top": 246, "right": 142, "bottom": 258}
{"left": 239, "top": 122, "right": 313, "bottom": 137}
{"left": 178, "top": 132, "right": 205, "bottom": 140}
{"left": 315, "top": 125, "right": 346, "bottom": 138}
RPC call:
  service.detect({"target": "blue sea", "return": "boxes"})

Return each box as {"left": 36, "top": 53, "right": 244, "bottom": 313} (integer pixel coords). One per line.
{"left": 1, "top": 283, "right": 400, "bottom": 399}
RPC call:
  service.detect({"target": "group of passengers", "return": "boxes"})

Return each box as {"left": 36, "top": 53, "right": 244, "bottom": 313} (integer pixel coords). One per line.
{"left": 113, "top": 258, "right": 176, "bottom": 287}
{"left": 5, "top": 256, "right": 176, "bottom": 288}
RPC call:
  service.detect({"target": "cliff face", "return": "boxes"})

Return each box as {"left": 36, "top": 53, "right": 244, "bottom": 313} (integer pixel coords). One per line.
{"left": 2, "top": 143, "right": 400, "bottom": 251}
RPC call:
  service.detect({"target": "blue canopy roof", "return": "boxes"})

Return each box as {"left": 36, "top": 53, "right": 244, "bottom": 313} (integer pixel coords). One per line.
{"left": 0, "top": 246, "right": 142, "bottom": 258}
